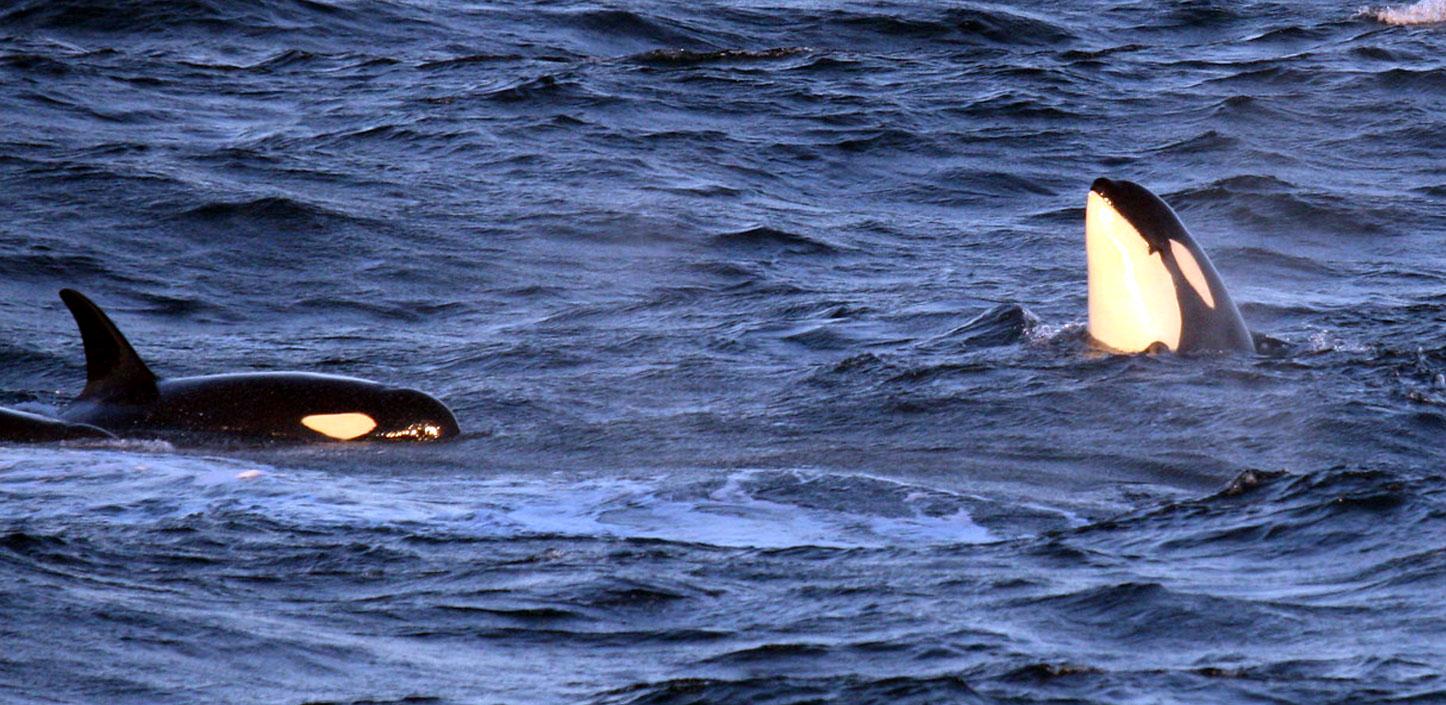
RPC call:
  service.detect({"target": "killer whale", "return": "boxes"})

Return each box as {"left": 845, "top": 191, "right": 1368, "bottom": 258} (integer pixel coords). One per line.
{"left": 0, "top": 406, "right": 114, "bottom": 443}
{"left": 57, "top": 289, "right": 460, "bottom": 443}
{"left": 1085, "top": 178, "right": 1254, "bottom": 354}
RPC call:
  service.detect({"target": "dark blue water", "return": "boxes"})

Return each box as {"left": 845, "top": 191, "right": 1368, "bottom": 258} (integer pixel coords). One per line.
{"left": 2, "top": 1, "right": 1444, "bottom": 703}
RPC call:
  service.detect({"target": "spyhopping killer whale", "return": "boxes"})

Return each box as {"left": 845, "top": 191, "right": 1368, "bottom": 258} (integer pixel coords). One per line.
{"left": 0, "top": 406, "right": 114, "bottom": 443}
{"left": 1085, "top": 178, "right": 1254, "bottom": 354}
{"left": 57, "top": 290, "right": 461, "bottom": 443}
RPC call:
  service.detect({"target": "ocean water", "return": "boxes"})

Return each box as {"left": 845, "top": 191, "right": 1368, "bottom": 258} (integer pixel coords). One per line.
{"left": 1, "top": 0, "right": 1444, "bottom": 703}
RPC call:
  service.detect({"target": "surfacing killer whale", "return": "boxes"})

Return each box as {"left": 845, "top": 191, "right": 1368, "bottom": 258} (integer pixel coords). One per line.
{"left": 0, "top": 406, "right": 114, "bottom": 443}
{"left": 1085, "top": 178, "right": 1255, "bottom": 354}
{"left": 57, "top": 289, "right": 460, "bottom": 443}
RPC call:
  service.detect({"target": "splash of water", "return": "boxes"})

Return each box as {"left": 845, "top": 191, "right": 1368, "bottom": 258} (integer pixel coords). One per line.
{"left": 1363, "top": 0, "right": 1446, "bottom": 24}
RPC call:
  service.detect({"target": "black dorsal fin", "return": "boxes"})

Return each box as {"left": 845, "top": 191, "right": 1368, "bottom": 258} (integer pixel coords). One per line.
{"left": 59, "top": 289, "right": 159, "bottom": 404}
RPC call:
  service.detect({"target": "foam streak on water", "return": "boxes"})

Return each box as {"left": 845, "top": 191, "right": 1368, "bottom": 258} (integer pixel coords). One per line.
{"left": 2, "top": 0, "right": 1445, "bottom": 703}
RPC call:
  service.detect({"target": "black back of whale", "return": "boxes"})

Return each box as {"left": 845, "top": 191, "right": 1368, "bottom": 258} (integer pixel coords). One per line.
{"left": 1091, "top": 178, "right": 1255, "bottom": 353}
{"left": 58, "top": 290, "right": 461, "bottom": 442}
{"left": 0, "top": 406, "right": 114, "bottom": 443}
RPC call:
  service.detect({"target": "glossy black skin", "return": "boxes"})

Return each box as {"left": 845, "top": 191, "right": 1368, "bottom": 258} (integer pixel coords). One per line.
{"left": 1090, "top": 178, "right": 1255, "bottom": 353}
{"left": 61, "top": 372, "right": 460, "bottom": 442}
{"left": 0, "top": 406, "right": 114, "bottom": 443}
{"left": 57, "top": 289, "right": 460, "bottom": 443}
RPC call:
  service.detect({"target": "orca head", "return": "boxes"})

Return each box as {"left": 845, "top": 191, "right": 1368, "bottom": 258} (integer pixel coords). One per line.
{"left": 1085, "top": 178, "right": 1232, "bottom": 353}
{"left": 299, "top": 387, "right": 461, "bottom": 442}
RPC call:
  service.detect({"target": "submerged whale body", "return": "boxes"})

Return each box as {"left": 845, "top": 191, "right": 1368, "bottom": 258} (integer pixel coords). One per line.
{"left": 1085, "top": 178, "right": 1254, "bottom": 354}
{"left": 0, "top": 406, "right": 114, "bottom": 443}
{"left": 58, "top": 289, "right": 461, "bottom": 443}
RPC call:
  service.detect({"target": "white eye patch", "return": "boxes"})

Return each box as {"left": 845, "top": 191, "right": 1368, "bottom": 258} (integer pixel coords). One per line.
{"left": 301, "top": 412, "right": 378, "bottom": 440}
{"left": 1169, "top": 239, "right": 1216, "bottom": 309}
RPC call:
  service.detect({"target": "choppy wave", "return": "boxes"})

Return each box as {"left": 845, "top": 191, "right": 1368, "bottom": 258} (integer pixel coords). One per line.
{"left": 629, "top": 47, "right": 810, "bottom": 66}
{"left": 2, "top": 450, "right": 1022, "bottom": 548}
{"left": 4, "top": 453, "right": 1438, "bottom": 703}
{"left": 709, "top": 226, "right": 839, "bottom": 256}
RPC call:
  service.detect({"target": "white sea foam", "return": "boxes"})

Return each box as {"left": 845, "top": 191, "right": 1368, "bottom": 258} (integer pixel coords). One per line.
{"left": 363, "top": 468, "right": 1000, "bottom": 549}
{"left": 1362, "top": 0, "right": 1446, "bottom": 25}
{"left": 0, "top": 449, "right": 999, "bottom": 549}
{"left": 1305, "top": 328, "right": 1372, "bottom": 355}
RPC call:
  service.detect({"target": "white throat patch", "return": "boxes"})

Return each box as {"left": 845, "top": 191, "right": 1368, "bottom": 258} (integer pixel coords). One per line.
{"left": 1085, "top": 191, "right": 1183, "bottom": 352}
{"left": 301, "top": 412, "right": 378, "bottom": 440}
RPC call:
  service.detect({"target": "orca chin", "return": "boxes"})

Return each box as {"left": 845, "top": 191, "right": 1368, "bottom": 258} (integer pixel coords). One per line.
{"left": 57, "top": 289, "right": 461, "bottom": 444}
{"left": 1085, "top": 178, "right": 1254, "bottom": 354}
